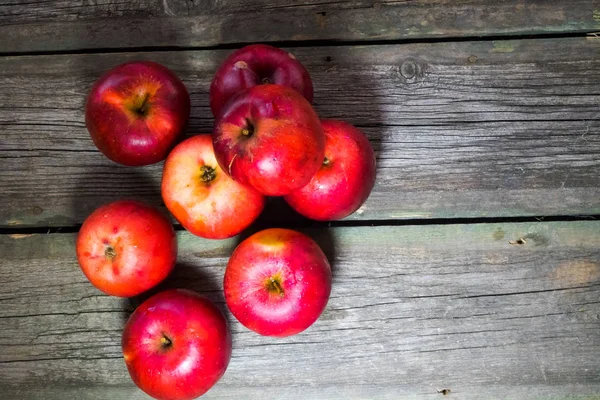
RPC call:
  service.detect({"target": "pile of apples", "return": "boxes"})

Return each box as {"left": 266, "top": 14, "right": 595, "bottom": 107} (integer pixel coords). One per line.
{"left": 78, "top": 44, "right": 376, "bottom": 400}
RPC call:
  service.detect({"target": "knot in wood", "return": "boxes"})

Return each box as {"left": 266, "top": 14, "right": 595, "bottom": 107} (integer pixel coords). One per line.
{"left": 399, "top": 60, "right": 422, "bottom": 81}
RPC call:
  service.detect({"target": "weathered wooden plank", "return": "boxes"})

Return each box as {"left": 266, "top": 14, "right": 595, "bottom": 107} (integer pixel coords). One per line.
{"left": 1, "top": 38, "right": 599, "bottom": 227}
{"left": 2, "top": 385, "right": 600, "bottom": 400}
{"left": 0, "top": 222, "right": 599, "bottom": 398}
{"left": 1, "top": 0, "right": 599, "bottom": 53}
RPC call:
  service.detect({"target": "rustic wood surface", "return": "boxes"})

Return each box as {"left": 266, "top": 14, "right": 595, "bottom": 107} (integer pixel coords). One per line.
{"left": 1, "top": 0, "right": 599, "bottom": 53}
{"left": 1, "top": 222, "right": 599, "bottom": 399}
{"left": 1, "top": 1, "right": 599, "bottom": 398}
{"left": 1, "top": 37, "right": 599, "bottom": 227}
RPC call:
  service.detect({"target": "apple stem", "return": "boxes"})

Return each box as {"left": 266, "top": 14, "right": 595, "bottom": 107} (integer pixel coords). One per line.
{"left": 134, "top": 93, "right": 151, "bottom": 116}
{"left": 261, "top": 77, "right": 272, "bottom": 84}
{"left": 160, "top": 335, "right": 172, "bottom": 350}
{"left": 241, "top": 120, "right": 255, "bottom": 138}
{"left": 268, "top": 278, "right": 285, "bottom": 296}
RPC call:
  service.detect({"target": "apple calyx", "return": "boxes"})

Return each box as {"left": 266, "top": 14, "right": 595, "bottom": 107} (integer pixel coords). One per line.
{"left": 200, "top": 165, "right": 217, "bottom": 184}
{"left": 322, "top": 156, "right": 332, "bottom": 167}
{"left": 266, "top": 276, "right": 285, "bottom": 297}
{"left": 261, "top": 77, "right": 272, "bottom": 84}
{"left": 104, "top": 245, "right": 117, "bottom": 260}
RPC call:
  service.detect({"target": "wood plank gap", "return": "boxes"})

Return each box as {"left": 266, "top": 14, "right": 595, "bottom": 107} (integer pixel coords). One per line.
{"left": 0, "top": 31, "right": 594, "bottom": 58}
{"left": 1, "top": 214, "right": 597, "bottom": 236}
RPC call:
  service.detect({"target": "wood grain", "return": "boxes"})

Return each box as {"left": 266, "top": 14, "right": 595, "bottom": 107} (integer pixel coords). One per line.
{"left": 0, "top": 221, "right": 598, "bottom": 398}
{"left": 3, "top": 385, "right": 600, "bottom": 400}
{"left": 1, "top": 0, "right": 599, "bottom": 53}
{"left": 1, "top": 38, "right": 599, "bottom": 227}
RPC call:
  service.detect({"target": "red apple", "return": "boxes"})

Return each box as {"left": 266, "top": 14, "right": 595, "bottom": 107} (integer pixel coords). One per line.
{"left": 284, "top": 120, "right": 376, "bottom": 220}
{"left": 209, "top": 44, "right": 313, "bottom": 118}
{"left": 85, "top": 61, "right": 190, "bottom": 166}
{"left": 224, "top": 228, "right": 331, "bottom": 337}
{"left": 213, "top": 84, "right": 325, "bottom": 196}
{"left": 122, "top": 289, "right": 232, "bottom": 400}
{"left": 161, "top": 134, "right": 265, "bottom": 239}
{"left": 76, "top": 200, "right": 177, "bottom": 297}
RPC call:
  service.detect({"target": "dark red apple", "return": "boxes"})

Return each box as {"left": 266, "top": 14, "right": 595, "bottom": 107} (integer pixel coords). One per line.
{"left": 284, "top": 120, "right": 376, "bottom": 220}
{"left": 213, "top": 84, "right": 325, "bottom": 196}
{"left": 122, "top": 289, "right": 232, "bottom": 400}
{"left": 224, "top": 228, "right": 331, "bottom": 337}
{"left": 85, "top": 61, "right": 190, "bottom": 166}
{"left": 161, "top": 134, "right": 265, "bottom": 239}
{"left": 76, "top": 200, "right": 177, "bottom": 297}
{"left": 210, "top": 44, "right": 313, "bottom": 118}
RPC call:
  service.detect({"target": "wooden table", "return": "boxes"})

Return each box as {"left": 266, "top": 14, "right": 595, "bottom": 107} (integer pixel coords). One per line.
{"left": 1, "top": 1, "right": 600, "bottom": 399}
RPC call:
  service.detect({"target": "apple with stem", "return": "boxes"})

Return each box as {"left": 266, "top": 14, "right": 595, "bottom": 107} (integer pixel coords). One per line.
{"left": 76, "top": 200, "right": 177, "bottom": 297}
{"left": 210, "top": 44, "right": 313, "bottom": 118}
{"left": 285, "top": 119, "right": 376, "bottom": 220}
{"left": 122, "top": 289, "right": 232, "bottom": 400}
{"left": 213, "top": 84, "right": 325, "bottom": 196}
{"left": 161, "top": 134, "right": 265, "bottom": 239}
{"left": 85, "top": 61, "right": 190, "bottom": 166}
{"left": 224, "top": 228, "right": 331, "bottom": 337}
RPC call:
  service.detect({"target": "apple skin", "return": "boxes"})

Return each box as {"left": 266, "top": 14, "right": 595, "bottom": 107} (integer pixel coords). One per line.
{"left": 122, "top": 289, "right": 232, "bottom": 400}
{"left": 209, "top": 44, "right": 313, "bottom": 118}
{"left": 76, "top": 200, "right": 177, "bottom": 297}
{"left": 284, "top": 120, "right": 376, "bottom": 220}
{"left": 224, "top": 228, "right": 331, "bottom": 337}
{"left": 161, "top": 134, "right": 265, "bottom": 239}
{"left": 85, "top": 61, "right": 190, "bottom": 166}
{"left": 213, "top": 84, "right": 325, "bottom": 196}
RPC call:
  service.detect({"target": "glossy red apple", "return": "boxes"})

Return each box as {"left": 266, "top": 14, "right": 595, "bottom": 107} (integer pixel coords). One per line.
{"left": 85, "top": 61, "right": 190, "bottom": 166}
{"left": 210, "top": 44, "right": 313, "bottom": 118}
{"left": 284, "top": 120, "right": 376, "bottom": 220}
{"left": 224, "top": 228, "right": 331, "bottom": 337}
{"left": 122, "top": 289, "right": 232, "bottom": 400}
{"left": 76, "top": 200, "right": 177, "bottom": 297}
{"left": 161, "top": 134, "right": 265, "bottom": 239}
{"left": 213, "top": 84, "right": 325, "bottom": 196}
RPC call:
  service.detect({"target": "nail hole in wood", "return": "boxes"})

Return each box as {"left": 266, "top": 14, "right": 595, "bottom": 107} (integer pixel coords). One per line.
{"left": 509, "top": 237, "right": 527, "bottom": 245}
